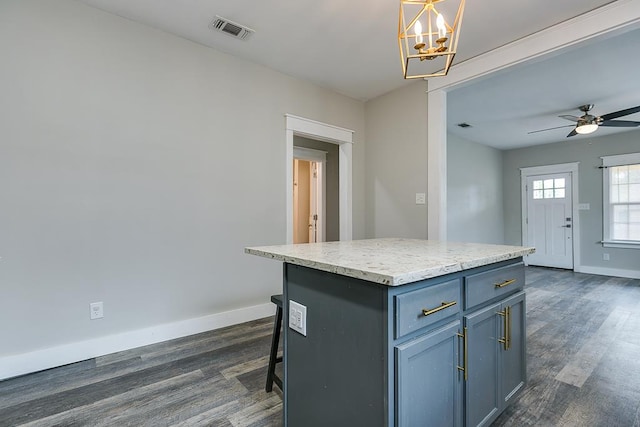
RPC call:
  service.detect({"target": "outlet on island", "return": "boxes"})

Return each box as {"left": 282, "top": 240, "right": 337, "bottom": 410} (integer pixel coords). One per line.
{"left": 289, "top": 300, "right": 307, "bottom": 336}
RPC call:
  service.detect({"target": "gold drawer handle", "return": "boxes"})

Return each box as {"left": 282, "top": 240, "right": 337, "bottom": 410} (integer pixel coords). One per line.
{"left": 422, "top": 300, "right": 457, "bottom": 317}
{"left": 494, "top": 278, "right": 517, "bottom": 289}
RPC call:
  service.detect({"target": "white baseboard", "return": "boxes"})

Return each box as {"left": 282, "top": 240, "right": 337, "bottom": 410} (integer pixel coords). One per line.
{"left": 575, "top": 265, "right": 640, "bottom": 279}
{"left": 0, "top": 302, "right": 275, "bottom": 381}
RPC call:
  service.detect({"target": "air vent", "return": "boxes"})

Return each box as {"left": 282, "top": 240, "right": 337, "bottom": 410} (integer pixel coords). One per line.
{"left": 457, "top": 123, "right": 472, "bottom": 128}
{"left": 210, "top": 16, "right": 254, "bottom": 41}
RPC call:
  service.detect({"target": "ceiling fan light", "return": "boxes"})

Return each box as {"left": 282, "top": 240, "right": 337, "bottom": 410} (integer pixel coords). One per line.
{"left": 575, "top": 123, "right": 598, "bottom": 134}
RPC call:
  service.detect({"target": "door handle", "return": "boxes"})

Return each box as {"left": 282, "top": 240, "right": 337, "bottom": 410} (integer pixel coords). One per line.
{"left": 561, "top": 225, "right": 571, "bottom": 228}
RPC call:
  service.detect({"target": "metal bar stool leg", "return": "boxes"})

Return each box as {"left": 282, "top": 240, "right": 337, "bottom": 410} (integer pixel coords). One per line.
{"left": 266, "top": 294, "right": 283, "bottom": 392}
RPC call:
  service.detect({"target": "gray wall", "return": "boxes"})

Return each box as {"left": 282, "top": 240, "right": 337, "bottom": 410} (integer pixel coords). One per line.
{"left": 503, "top": 129, "right": 640, "bottom": 274}
{"left": 293, "top": 136, "right": 340, "bottom": 242}
{"left": 364, "top": 81, "right": 429, "bottom": 238}
{"left": 447, "top": 134, "right": 505, "bottom": 244}
{"left": 0, "top": 0, "right": 366, "bottom": 360}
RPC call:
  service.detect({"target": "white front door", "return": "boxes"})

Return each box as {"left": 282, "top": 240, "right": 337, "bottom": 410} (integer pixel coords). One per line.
{"left": 525, "top": 173, "right": 573, "bottom": 269}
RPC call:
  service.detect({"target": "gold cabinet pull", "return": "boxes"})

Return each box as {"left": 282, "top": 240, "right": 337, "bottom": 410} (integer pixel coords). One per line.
{"left": 505, "top": 306, "right": 511, "bottom": 350}
{"left": 497, "top": 306, "right": 512, "bottom": 351}
{"left": 494, "top": 278, "right": 517, "bottom": 289}
{"left": 497, "top": 308, "right": 508, "bottom": 351}
{"left": 422, "top": 300, "right": 457, "bottom": 317}
{"left": 456, "top": 327, "right": 468, "bottom": 381}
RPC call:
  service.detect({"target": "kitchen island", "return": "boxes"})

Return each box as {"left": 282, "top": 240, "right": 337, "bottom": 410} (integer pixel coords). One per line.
{"left": 245, "top": 238, "right": 535, "bottom": 427}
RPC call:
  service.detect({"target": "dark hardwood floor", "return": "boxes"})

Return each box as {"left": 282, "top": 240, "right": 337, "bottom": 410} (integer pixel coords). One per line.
{"left": 1, "top": 267, "right": 639, "bottom": 426}
{"left": 493, "top": 267, "right": 640, "bottom": 427}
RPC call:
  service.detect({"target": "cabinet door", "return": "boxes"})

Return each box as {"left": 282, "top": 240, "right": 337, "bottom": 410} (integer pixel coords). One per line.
{"left": 501, "top": 291, "right": 526, "bottom": 406}
{"left": 465, "top": 302, "right": 501, "bottom": 427}
{"left": 396, "top": 320, "right": 462, "bottom": 427}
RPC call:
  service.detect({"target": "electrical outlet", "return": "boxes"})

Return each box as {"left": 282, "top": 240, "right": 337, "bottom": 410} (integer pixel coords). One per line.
{"left": 289, "top": 300, "right": 307, "bottom": 336}
{"left": 90, "top": 302, "right": 104, "bottom": 320}
{"left": 415, "top": 193, "right": 426, "bottom": 205}
{"left": 603, "top": 253, "right": 610, "bottom": 261}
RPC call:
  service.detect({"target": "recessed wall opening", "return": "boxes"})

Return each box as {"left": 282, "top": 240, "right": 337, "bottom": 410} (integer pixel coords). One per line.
{"left": 285, "top": 114, "right": 354, "bottom": 244}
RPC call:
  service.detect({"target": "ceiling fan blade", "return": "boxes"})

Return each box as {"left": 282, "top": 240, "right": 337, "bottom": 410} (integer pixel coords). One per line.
{"left": 599, "top": 120, "right": 640, "bottom": 127}
{"left": 559, "top": 115, "right": 581, "bottom": 122}
{"left": 600, "top": 105, "right": 640, "bottom": 121}
{"left": 566, "top": 129, "right": 578, "bottom": 138}
{"left": 527, "top": 124, "right": 574, "bottom": 134}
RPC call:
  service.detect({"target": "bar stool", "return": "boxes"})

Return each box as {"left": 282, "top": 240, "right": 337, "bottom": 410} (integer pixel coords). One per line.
{"left": 265, "top": 294, "right": 283, "bottom": 393}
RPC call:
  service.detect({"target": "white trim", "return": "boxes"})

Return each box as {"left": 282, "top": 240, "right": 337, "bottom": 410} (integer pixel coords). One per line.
{"left": 520, "top": 163, "right": 580, "bottom": 269}
{"left": 575, "top": 265, "right": 640, "bottom": 280}
{"left": 0, "top": 303, "right": 274, "bottom": 381}
{"left": 286, "top": 114, "right": 353, "bottom": 243}
{"left": 293, "top": 147, "right": 328, "bottom": 162}
{"left": 424, "top": 2, "right": 639, "bottom": 243}
{"left": 602, "top": 241, "right": 640, "bottom": 249}
{"left": 601, "top": 152, "right": 640, "bottom": 245}
{"left": 286, "top": 114, "right": 354, "bottom": 144}
{"left": 427, "top": 0, "right": 640, "bottom": 93}
{"left": 427, "top": 89, "right": 447, "bottom": 240}
{"left": 601, "top": 152, "right": 640, "bottom": 167}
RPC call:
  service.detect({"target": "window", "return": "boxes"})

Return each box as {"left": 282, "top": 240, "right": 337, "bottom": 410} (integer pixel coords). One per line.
{"left": 532, "top": 178, "right": 566, "bottom": 199}
{"left": 602, "top": 152, "right": 640, "bottom": 248}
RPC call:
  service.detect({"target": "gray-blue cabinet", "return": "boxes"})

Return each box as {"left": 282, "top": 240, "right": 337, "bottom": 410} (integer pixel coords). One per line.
{"left": 282, "top": 258, "right": 526, "bottom": 426}
{"left": 395, "top": 320, "right": 463, "bottom": 427}
{"left": 465, "top": 291, "right": 526, "bottom": 427}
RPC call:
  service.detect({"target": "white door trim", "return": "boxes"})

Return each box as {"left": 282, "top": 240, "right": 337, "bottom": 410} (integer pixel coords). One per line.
{"left": 424, "top": 2, "right": 640, "bottom": 241}
{"left": 285, "top": 114, "right": 353, "bottom": 243}
{"left": 520, "top": 162, "right": 580, "bottom": 269}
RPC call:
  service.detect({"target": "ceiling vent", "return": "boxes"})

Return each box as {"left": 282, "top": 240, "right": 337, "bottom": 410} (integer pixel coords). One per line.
{"left": 210, "top": 16, "right": 254, "bottom": 41}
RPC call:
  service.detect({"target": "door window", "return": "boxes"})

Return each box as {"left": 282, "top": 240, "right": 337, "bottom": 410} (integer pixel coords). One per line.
{"left": 532, "top": 178, "right": 565, "bottom": 200}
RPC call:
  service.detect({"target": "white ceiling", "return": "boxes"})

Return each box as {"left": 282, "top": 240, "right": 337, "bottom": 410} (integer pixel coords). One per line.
{"left": 77, "top": 0, "right": 639, "bottom": 149}
{"left": 447, "top": 26, "right": 640, "bottom": 149}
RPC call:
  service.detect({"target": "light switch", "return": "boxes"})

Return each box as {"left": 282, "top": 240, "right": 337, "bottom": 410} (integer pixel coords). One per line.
{"left": 415, "top": 193, "right": 426, "bottom": 205}
{"left": 289, "top": 300, "right": 307, "bottom": 336}
{"left": 578, "top": 203, "right": 590, "bottom": 210}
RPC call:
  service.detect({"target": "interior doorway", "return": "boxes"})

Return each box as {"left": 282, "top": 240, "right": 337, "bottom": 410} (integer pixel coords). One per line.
{"left": 285, "top": 114, "right": 354, "bottom": 244}
{"left": 293, "top": 147, "right": 326, "bottom": 243}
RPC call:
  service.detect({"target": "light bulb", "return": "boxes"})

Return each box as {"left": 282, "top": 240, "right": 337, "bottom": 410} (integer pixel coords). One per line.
{"left": 436, "top": 13, "right": 446, "bottom": 39}
{"left": 414, "top": 20, "right": 423, "bottom": 44}
{"left": 575, "top": 123, "right": 598, "bottom": 134}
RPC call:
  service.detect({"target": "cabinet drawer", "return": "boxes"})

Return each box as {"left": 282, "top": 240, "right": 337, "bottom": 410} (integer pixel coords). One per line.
{"left": 464, "top": 262, "right": 524, "bottom": 309}
{"left": 395, "top": 279, "right": 461, "bottom": 338}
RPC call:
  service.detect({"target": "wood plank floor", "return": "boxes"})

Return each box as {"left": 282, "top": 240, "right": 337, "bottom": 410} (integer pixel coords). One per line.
{"left": 493, "top": 267, "right": 640, "bottom": 427}
{"left": 1, "top": 267, "right": 639, "bottom": 426}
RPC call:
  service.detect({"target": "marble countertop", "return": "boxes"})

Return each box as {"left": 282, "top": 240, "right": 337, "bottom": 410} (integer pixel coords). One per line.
{"left": 245, "top": 238, "right": 535, "bottom": 286}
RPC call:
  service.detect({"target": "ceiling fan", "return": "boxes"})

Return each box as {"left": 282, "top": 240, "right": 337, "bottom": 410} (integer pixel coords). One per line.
{"left": 528, "top": 104, "right": 640, "bottom": 138}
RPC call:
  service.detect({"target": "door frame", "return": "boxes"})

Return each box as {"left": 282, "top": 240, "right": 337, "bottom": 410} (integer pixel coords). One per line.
{"left": 520, "top": 162, "right": 580, "bottom": 269}
{"left": 293, "top": 147, "right": 327, "bottom": 243}
{"left": 285, "top": 114, "right": 353, "bottom": 244}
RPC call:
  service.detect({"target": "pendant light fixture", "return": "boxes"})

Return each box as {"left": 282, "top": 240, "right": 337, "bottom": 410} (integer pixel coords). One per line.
{"left": 398, "top": 0, "right": 466, "bottom": 79}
